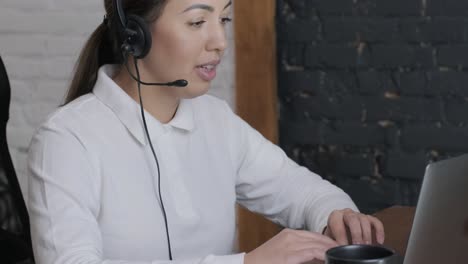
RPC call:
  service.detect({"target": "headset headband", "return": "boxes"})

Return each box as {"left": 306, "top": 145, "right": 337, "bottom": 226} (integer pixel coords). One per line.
{"left": 114, "top": 0, "right": 127, "bottom": 29}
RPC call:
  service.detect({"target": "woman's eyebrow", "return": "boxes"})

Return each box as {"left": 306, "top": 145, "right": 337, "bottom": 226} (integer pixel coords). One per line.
{"left": 181, "top": 1, "right": 232, "bottom": 13}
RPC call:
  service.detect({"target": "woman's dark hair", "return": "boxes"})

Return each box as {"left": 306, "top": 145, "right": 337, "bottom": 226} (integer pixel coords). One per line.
{"left": 64, "top": 0, "right": 167, "bottom": 104}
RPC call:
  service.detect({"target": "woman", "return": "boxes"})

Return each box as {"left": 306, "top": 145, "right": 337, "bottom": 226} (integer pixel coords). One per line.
{"left": 27, "top": 0, "right": 385, "bottom": 263}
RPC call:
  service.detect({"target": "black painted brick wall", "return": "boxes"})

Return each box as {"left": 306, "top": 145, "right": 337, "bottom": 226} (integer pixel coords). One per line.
{"left": 277, "top": 0, "right": 468, "bottom": 213}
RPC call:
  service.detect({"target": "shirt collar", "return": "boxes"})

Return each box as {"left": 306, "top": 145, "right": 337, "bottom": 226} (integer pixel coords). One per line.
{"left": 93, "top": 65, "right": 195, "bottom": 145}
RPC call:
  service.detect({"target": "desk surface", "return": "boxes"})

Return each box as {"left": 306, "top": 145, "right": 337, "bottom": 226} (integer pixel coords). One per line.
{"left": 373, "top": 206, "right": 416, "bottom": 256}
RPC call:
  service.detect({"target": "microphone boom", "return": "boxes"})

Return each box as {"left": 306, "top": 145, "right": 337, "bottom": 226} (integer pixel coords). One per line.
{"left": 124, "top": 59, "right": 188, "bottom": 87}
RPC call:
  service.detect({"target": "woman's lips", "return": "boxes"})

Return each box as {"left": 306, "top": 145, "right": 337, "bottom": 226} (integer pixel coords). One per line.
{"left": 195, "top": 60, "right": 220, "bottom": 82}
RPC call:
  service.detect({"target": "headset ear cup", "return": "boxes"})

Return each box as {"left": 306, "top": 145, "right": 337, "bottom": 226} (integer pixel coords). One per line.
{"left": 126, "top": 14, "right": 152, "bottom": 59}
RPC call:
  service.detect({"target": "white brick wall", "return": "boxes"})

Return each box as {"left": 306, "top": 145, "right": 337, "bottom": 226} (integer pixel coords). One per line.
{"left": 0, "top": 0, "right": 236, "bottom": 202}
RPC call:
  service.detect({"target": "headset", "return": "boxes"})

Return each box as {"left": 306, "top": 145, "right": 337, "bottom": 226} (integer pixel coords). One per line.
{"left": 112, "top": 0, "right": 188, "bottom": 87}
{"left": 113, "top": 0, "right": 151, "bottom": 59}
{"left": 111, "top": 0, "right": 184, "bottom": 260}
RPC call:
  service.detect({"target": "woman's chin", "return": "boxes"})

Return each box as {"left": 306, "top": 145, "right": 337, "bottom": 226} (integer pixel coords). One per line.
{"left": 180, "top": 82, "right": 211, "bottom": 99}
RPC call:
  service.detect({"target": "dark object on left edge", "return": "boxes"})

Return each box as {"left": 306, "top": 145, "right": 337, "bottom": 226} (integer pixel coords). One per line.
{"left": 0, "top": 55, "right": 34, "bottom": 263}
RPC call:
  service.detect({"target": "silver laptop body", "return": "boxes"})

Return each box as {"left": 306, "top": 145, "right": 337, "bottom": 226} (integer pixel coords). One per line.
{"left": 403, "top": 154, "right": 468, "bottom": 264}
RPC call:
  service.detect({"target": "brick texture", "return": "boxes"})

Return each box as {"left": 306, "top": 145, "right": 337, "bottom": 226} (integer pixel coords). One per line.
{"left": 0, "top": 1, "right": 235, "bottom": 201}
{"left": 278, "top": 0, "right": 468, "bottom": 213}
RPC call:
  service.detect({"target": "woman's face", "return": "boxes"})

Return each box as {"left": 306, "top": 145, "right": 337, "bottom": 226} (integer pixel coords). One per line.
{"left": 141, "top": 0, "right": 232, "bottom": 99}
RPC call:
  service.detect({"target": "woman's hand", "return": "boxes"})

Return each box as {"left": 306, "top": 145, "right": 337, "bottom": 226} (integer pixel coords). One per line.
{"left": 323, "top": 208, "right": 385, "bottom": 245}
{"left": 244, "top": 228, "right": 338, "bottom": 264}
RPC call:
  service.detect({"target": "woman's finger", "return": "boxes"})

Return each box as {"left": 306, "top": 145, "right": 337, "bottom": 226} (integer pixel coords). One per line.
{"left": 293, "top": 241, "right": 336, "bottom": 255}
{"left": 360, "top": 215, "right": 372, "bottom": 244}
{"left": 368, "top": 215, "right": 385, "bottom": 244}
{"left": 343, "top": 212, "right": 363, "bottom": 244}
{"left": 289, "top": 229, "right": 339, "bottom": 247}
{"left": 328, "top": 211, "right": 348, "bottom": 245}
{"left": 294, "top": 247, "right": 328, "bottom": 262}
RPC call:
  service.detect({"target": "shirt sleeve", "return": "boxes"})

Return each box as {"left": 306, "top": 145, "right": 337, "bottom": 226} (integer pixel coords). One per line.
{"left": 27, "top": 123, "right": 245, "bottom": 264}
{"left": 224, "top": 103, "right": 359, "bottom": 233}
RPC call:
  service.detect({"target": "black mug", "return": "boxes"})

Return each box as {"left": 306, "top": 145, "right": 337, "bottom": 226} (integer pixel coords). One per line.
{"left": 325, "top": 244, "right": 401, "bottom": 264}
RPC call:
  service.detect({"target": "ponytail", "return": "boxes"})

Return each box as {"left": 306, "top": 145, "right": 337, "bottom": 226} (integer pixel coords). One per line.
{"left": 64, "top": 22, "right": 120, "bottom": 104}
{"left": 65, "top": 0, "right": 169, "bottom": 105}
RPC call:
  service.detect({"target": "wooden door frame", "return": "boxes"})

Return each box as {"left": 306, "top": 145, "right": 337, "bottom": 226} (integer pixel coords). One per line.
{"left": 234, "top": 0, "right": 281, "bottom": 252}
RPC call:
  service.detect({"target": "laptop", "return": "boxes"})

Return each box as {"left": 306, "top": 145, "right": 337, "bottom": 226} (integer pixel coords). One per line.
{"left": 402, "top": 154, "right": 468, "bottom": 263}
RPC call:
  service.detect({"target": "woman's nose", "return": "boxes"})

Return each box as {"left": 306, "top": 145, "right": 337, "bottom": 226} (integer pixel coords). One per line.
{"left": 207, "top": 24, "right": 228, "bottom": 53}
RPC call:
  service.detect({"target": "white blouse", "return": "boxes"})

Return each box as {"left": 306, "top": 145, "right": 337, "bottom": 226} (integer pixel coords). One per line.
{"left": 27, "top": 65, "right": 358, "bottom": 264}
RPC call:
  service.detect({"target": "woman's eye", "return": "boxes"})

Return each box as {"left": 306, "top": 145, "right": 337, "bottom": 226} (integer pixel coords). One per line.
{"left": 189, "top": 21, "right": 206, "bottom": 28}
{"left": 221, "top": 17, "right": 232, "bottom": 25}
